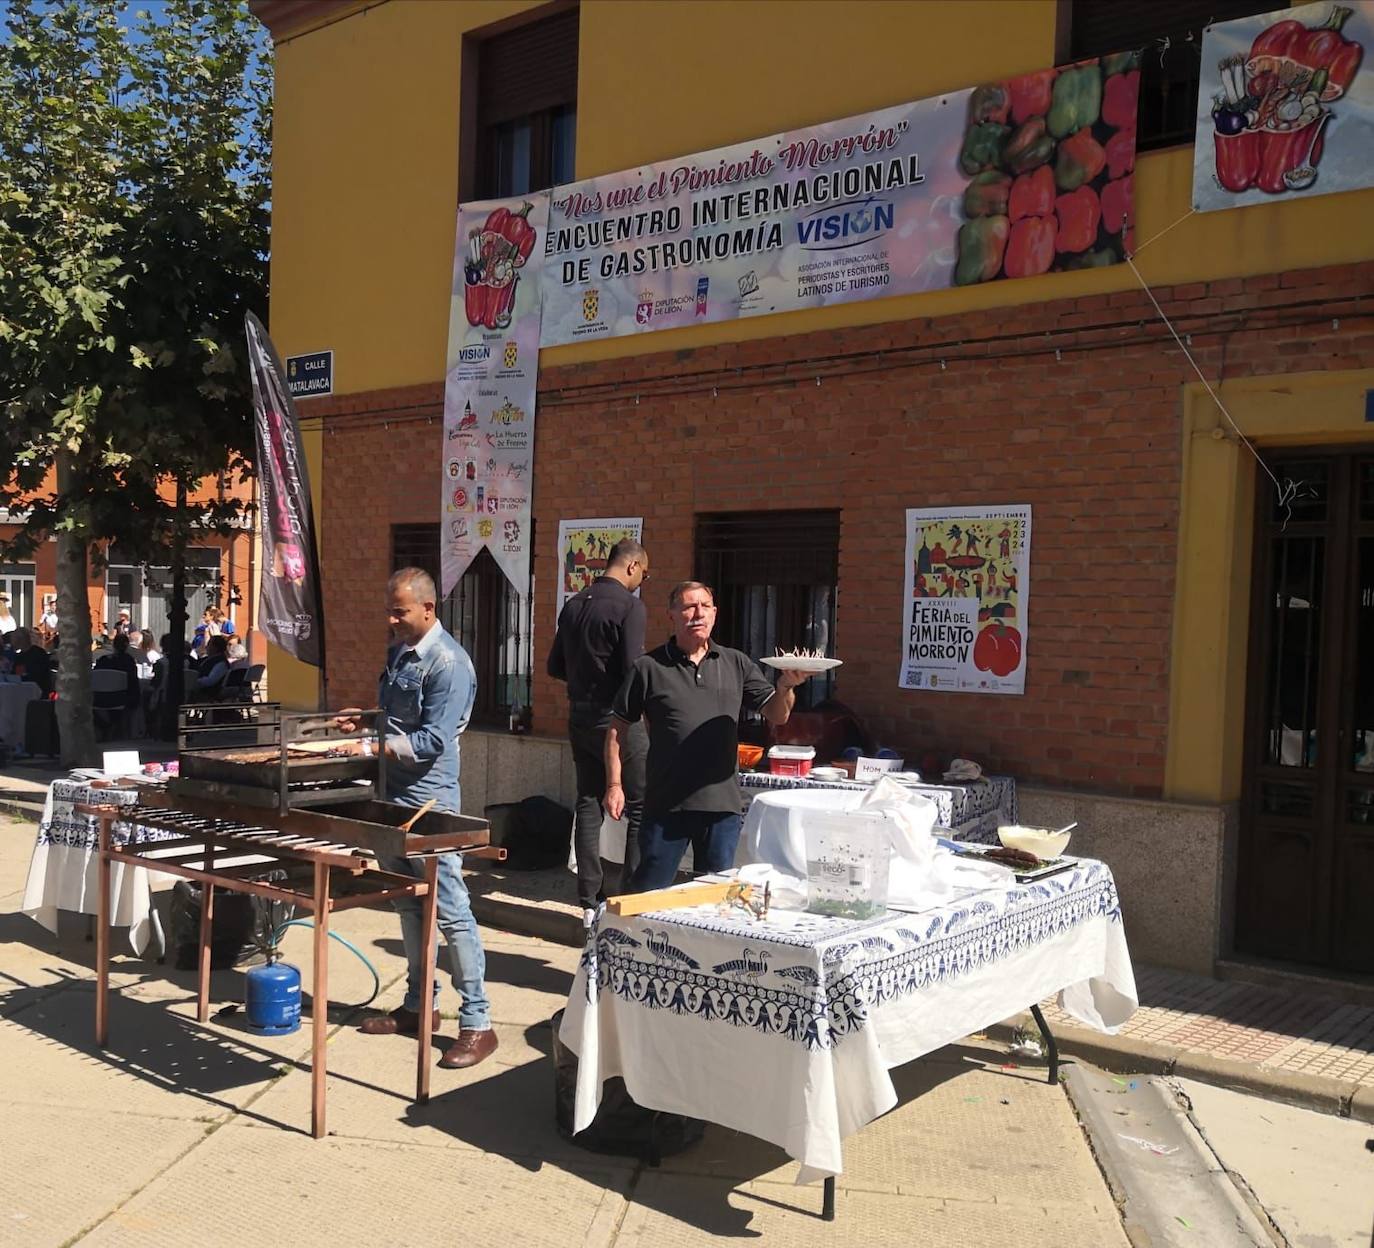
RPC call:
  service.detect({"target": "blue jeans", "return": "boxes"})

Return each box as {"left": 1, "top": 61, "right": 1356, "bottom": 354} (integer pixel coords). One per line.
{"left": 375, "top": 850, "right": 490, "bottom": 1031}
{"left": 629, "top": 810, "right": 743, "bottom": 893}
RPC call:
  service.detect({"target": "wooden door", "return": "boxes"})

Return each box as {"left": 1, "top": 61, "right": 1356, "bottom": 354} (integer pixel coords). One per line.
{"left": 1238, "top": 452, "right": 1374, "bottom": 972}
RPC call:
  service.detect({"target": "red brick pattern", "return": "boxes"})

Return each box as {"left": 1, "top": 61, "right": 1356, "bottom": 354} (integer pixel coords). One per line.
{"left": 313, "top": 260, "right": 1374, "bottom": 799}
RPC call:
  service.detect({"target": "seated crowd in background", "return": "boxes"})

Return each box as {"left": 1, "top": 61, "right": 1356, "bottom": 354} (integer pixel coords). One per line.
{"left": 1, "top": 628, "right": 54, "bottom": 697}
{"left": 94, "top": 634, "right": 142, "bottom": 713}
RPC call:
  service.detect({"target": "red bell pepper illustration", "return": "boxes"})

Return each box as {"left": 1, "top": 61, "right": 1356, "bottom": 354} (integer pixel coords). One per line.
{"left": 1009, "top": 166, "right": 1055, "bottom": 222}
{"left": 463, "top": 201, "right": 537, "bottom": 330}
{"left": 1054, "top": 186, "right": 1100, "bottom": 254}
{"left": 1105, "top": 128, "right": 1136, "bottom": 179}
{"left": 1100, "top": 175, "right": 1133, "bottom": 245}
{"left": 1210, "top": 6, "right": 1363, "bottom": 196}
{"left": 1004, "top": 215, "right": 1056, "bottom": 279}
{"left": 1102, "top": 69, "right": 1139, "bottom": 130}
{"left": 1006, "top": 68, "right": 1056, "bottom": 125}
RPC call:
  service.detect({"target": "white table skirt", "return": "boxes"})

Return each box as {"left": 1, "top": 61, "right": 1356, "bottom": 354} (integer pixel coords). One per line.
{"left": 560, "top": 858, "right": 1135, "bottom": 1182}
{"left": 20, "top": 780, "right": 176, "bottom": 955}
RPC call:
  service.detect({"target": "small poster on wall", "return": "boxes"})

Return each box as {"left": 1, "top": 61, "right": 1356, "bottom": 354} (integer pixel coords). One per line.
{"left": 900, "top": 505, "right": 1031, "bottom": 695}
{"left": 556, "top": 516, "right": 644, "bottom": 621}
{"left": 1193, "top": 1, "right": 1373, "bottom": 212}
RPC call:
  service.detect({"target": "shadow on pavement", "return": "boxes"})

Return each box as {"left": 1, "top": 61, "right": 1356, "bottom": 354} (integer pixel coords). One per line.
{"left": 400, "top": 1019, "right": 981, "bottom": 1236}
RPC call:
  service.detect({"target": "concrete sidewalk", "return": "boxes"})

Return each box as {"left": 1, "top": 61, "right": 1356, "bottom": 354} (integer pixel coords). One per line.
{"left": 2, "top": 808, "right": 1129, "bottom": 1247}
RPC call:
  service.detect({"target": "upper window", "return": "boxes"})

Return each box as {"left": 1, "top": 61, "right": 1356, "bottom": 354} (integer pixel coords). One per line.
{"left": 472, "top": 8, "right": 579, "bottom": 199}
{"left": 1069, "top": 0, "right": 1279, "bottom": 151}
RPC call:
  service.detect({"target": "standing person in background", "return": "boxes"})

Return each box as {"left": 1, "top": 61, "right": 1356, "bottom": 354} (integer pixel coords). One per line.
{"left": 547, "top": 539, "right": 651, "bottom": 925}
{"left": 606, "top": 581, "right": 811, "bottom": 892}
{"left": 339, "top": 567, "right": 496, "bottom": 1070}
{"left": 0, "top": 593, "right": 16, "bottom": 635}
{"left": 38, "top": 595, "right": 58, "bottom": 643}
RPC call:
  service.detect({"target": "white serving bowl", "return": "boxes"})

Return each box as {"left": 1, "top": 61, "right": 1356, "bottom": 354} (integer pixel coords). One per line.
{"left": 997, "top": 824, "right": 1072, "bottom": 859}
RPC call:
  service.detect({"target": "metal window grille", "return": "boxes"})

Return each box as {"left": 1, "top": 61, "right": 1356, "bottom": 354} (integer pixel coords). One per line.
{"left": 694, "top": 511, "right": 840, "bottom": 713}
{"left": 1069, "top": 0, "right": 1276, "bottom": 151}
{"left": 391, "top": 524, "right": 532, "bottom": 726}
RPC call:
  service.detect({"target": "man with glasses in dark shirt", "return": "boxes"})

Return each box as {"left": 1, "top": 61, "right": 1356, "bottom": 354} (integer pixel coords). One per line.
{"left": 547, "top": 538, "right": 651, "bottom": 924}
{"left": 605, "top": 580, "right": 810, "bottom": 893}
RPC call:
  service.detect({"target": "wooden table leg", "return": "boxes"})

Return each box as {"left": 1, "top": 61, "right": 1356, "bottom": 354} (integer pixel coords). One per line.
{"left": 196, "top": 838, "right": 215, "bottom": 1024}
{"left": 416, "top": 855, "right": 439, "bottom": 1104}
{"left": 311, "top": 861, "right": 330, "bottom": 1139}
{"left": 95, "top": 813, "right": 112, "bottom": 1048}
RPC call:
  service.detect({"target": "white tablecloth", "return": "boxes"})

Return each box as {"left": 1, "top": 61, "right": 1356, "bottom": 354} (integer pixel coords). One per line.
{"left": 740, "top": 771, "right": 1018, "bottom": 843}
{"left": 560, "top": 858, "right": 1136, "bottom": 1181}
{"left": 20, "top": 780, "right": 177, "bottom": 955}
{"left": 0, "top": 681, "right": 40, "bottom": 747}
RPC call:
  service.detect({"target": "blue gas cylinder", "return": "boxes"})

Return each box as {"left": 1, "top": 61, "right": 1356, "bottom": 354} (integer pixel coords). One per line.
{"left": 245, "top": 960, "right": 301, "bottom": 1035}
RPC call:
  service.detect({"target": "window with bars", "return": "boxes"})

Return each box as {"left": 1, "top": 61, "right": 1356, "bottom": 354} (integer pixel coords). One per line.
{"left": 1068, "top": 0, "right": 1277, "bottom": 151}
{"left": 471, "top": 7, "right": 579, "bottom": 200}
{"left": 694, "top": 511, "right": 840, "bottom": 714}
{"left": 391, "top": 524, "right": 532, "bottom": 727}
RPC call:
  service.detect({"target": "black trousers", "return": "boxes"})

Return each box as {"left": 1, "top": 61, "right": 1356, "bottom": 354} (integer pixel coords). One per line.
{"left": 568, "top": 716, "right": 647, "bottom": 909}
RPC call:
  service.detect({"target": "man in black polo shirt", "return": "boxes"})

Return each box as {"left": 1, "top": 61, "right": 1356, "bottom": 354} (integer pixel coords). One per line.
{"left": 606, "top": 580, "right": 809, "bottom": 892}
{"left": 548, "top": 539, "right": 651, "bottom": 919}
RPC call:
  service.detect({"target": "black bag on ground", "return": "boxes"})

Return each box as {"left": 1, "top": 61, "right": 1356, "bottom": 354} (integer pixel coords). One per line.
{"left": 169, "top": 880, "right": 257, "bottom": 970}
{"left": 24, "top": 698, "right": 60, "bottom": 757}
{"left": 550, "top": 1008, "right": 705, "bottom": 1159}
{"left": 486, "top": 796, "right": 573, "bottom": 871}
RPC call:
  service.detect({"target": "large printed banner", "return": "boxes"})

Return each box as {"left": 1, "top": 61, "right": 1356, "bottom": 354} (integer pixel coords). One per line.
{"left": 244, "top": 312, "right": 326, "bottom": 669}
{"left": 1194, "top": 1, "right": 1372, "bottom": 212}
{"left": 900, "top": 505, "right": 1031, "bottom": 695}
{"left": 556, "top": 516, "right": 643, "bottom": 621}
{"left": 442, "top": 195, "right": 550, "bottom": 596}
{"left": 540, "top": 56, "right": 1140, "bottom": 346}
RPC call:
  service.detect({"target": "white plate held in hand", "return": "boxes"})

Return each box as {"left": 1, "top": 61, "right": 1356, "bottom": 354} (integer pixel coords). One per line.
{"left": 759, "top": 656, "right": 843, "bottom": 673}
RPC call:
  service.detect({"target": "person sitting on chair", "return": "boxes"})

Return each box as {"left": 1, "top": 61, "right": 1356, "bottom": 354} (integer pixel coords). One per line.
{"left": 95, "top": 633, "right": 142, "bottom": 715}
{"left": 192, "top": 634, "right": 231, "bottom": 700}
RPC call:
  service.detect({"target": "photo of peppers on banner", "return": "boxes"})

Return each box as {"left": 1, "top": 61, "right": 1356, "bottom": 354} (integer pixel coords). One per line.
{"left": 1194, "top": 1, "right": 1371, "bottom": 211}
{"left": 955, "top": 53, "right": 1142, "bottom": 284}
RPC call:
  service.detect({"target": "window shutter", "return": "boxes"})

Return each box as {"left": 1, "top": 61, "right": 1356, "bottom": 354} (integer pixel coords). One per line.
{"left": 1069, "top": 0, "right": 1275, "bottom": 59}
{"left": 477, "top": 8, "right": 580, "bottom": 126}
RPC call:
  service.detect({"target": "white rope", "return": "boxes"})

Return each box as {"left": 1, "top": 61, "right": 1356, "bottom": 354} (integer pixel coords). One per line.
{"left": 1124, "top": 252, "right": 1296, "bottom": 518}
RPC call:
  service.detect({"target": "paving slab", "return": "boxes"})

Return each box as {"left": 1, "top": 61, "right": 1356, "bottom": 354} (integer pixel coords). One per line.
{"left": 616, "top": 1172, "right": 1130, "bottom": 1246}
{"left": 0, "top": 1105, "right": 208, "bottom": 1248}
{"left": 76, "top": 1127, "right": 634, "bottom": 1248}
{"left": 1176, "top": 1075, "right": 1374, "bottom": 1248}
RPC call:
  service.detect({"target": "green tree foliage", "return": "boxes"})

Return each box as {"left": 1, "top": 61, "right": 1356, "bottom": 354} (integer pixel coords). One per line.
{"left": 0, "top": 0, "right": 270, "bottom": 761}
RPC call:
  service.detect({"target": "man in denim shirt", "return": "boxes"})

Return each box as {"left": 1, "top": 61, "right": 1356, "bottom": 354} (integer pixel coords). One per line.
{"left": 347, "top": 567, "right": 496, "bottom": 1069}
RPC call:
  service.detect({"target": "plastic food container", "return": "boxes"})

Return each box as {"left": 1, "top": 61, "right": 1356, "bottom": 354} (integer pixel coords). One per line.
{"left": 767, "top": 745, "right": 815, "bottom": 777}
{"left": 737, "top": 743, "right": 764, "bottom": 770}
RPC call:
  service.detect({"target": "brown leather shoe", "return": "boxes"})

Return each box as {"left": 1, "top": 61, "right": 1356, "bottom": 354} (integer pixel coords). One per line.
{"left": 359, "top": 1005, "right": 441, "bottom": 1036}
{"left": 438, "top": 1027, "right": 499, "bottom": 1069}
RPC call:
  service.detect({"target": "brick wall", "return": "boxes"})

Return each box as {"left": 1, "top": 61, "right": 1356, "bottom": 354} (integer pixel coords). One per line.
{"left": 314, "top": 260, "right": 1374, "bottom": 799}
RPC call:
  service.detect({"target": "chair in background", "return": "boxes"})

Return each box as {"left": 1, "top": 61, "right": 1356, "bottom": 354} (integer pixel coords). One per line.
{"left": 220, "top": 667, "right": 249, "bottom": 703}
{"left": 91, "top": 669, "right": 130, "bottom": 740}
{"left": 245, "top": 663, "right": 266, "bottom": 702}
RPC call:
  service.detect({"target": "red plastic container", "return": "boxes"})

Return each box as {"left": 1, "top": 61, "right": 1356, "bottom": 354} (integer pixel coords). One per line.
{"left": 767, "top": 745, "right": 815, "bottom": 777}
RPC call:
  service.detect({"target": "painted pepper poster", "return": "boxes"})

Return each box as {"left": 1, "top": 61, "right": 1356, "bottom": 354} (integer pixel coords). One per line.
{"left": 539, "top": 55, "right": 1140, "bottom": 346}
{"left": 900, "top": 505, "right": 1031, "bottom": 695}
{"left": 1194, "top": 1, "right": 1372, "bottom": 212}
{"left": 441, "top": 194, "right": 550, "bottom": 596}
{"left": 556, "top": 516, "right": 643, "bottom": 621}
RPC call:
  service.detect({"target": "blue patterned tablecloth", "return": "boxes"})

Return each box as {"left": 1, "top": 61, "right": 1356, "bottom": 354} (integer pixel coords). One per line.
{"left": 740, "top": 771, "right": 1017, "bottom": 843}
{"left": 562, "top": 858, "right": 1135, "bottom": 1181}
{"left": 22, "top": 778, "right": 180, "bottom": 954}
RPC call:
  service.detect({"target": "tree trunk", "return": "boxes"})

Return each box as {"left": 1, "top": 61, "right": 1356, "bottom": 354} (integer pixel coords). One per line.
{"left": 55, "top": 451, "right": 97, "bottom": 767}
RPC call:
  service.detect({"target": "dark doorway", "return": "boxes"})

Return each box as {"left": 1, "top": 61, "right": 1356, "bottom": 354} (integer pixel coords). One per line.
{"left": 1238, "top": 451, "right": 1374, "bottom": 973}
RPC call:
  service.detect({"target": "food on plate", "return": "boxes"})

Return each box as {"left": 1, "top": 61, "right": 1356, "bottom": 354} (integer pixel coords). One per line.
{"left": 998, "top": 823, "right": 1073, "bottom": 858}
{"left": 982, "top": 844, "right": 1042, "bottom": 868}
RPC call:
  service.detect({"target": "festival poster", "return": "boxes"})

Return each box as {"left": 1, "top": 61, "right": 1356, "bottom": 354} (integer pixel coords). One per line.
{"left": 441, "top": 193, "right": 551, "bottom": 597}
{"left": 900, "top": 505, "right": 1031, "bottom": 695}
{"left": 539, "top": 55, "right": 1139, "bottom": 346}
{"left": 556, "top": 517, "right": 644, "bottom": 621}
{"left": 1193, "top": 1, "right": 1372, "bottom": 212}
